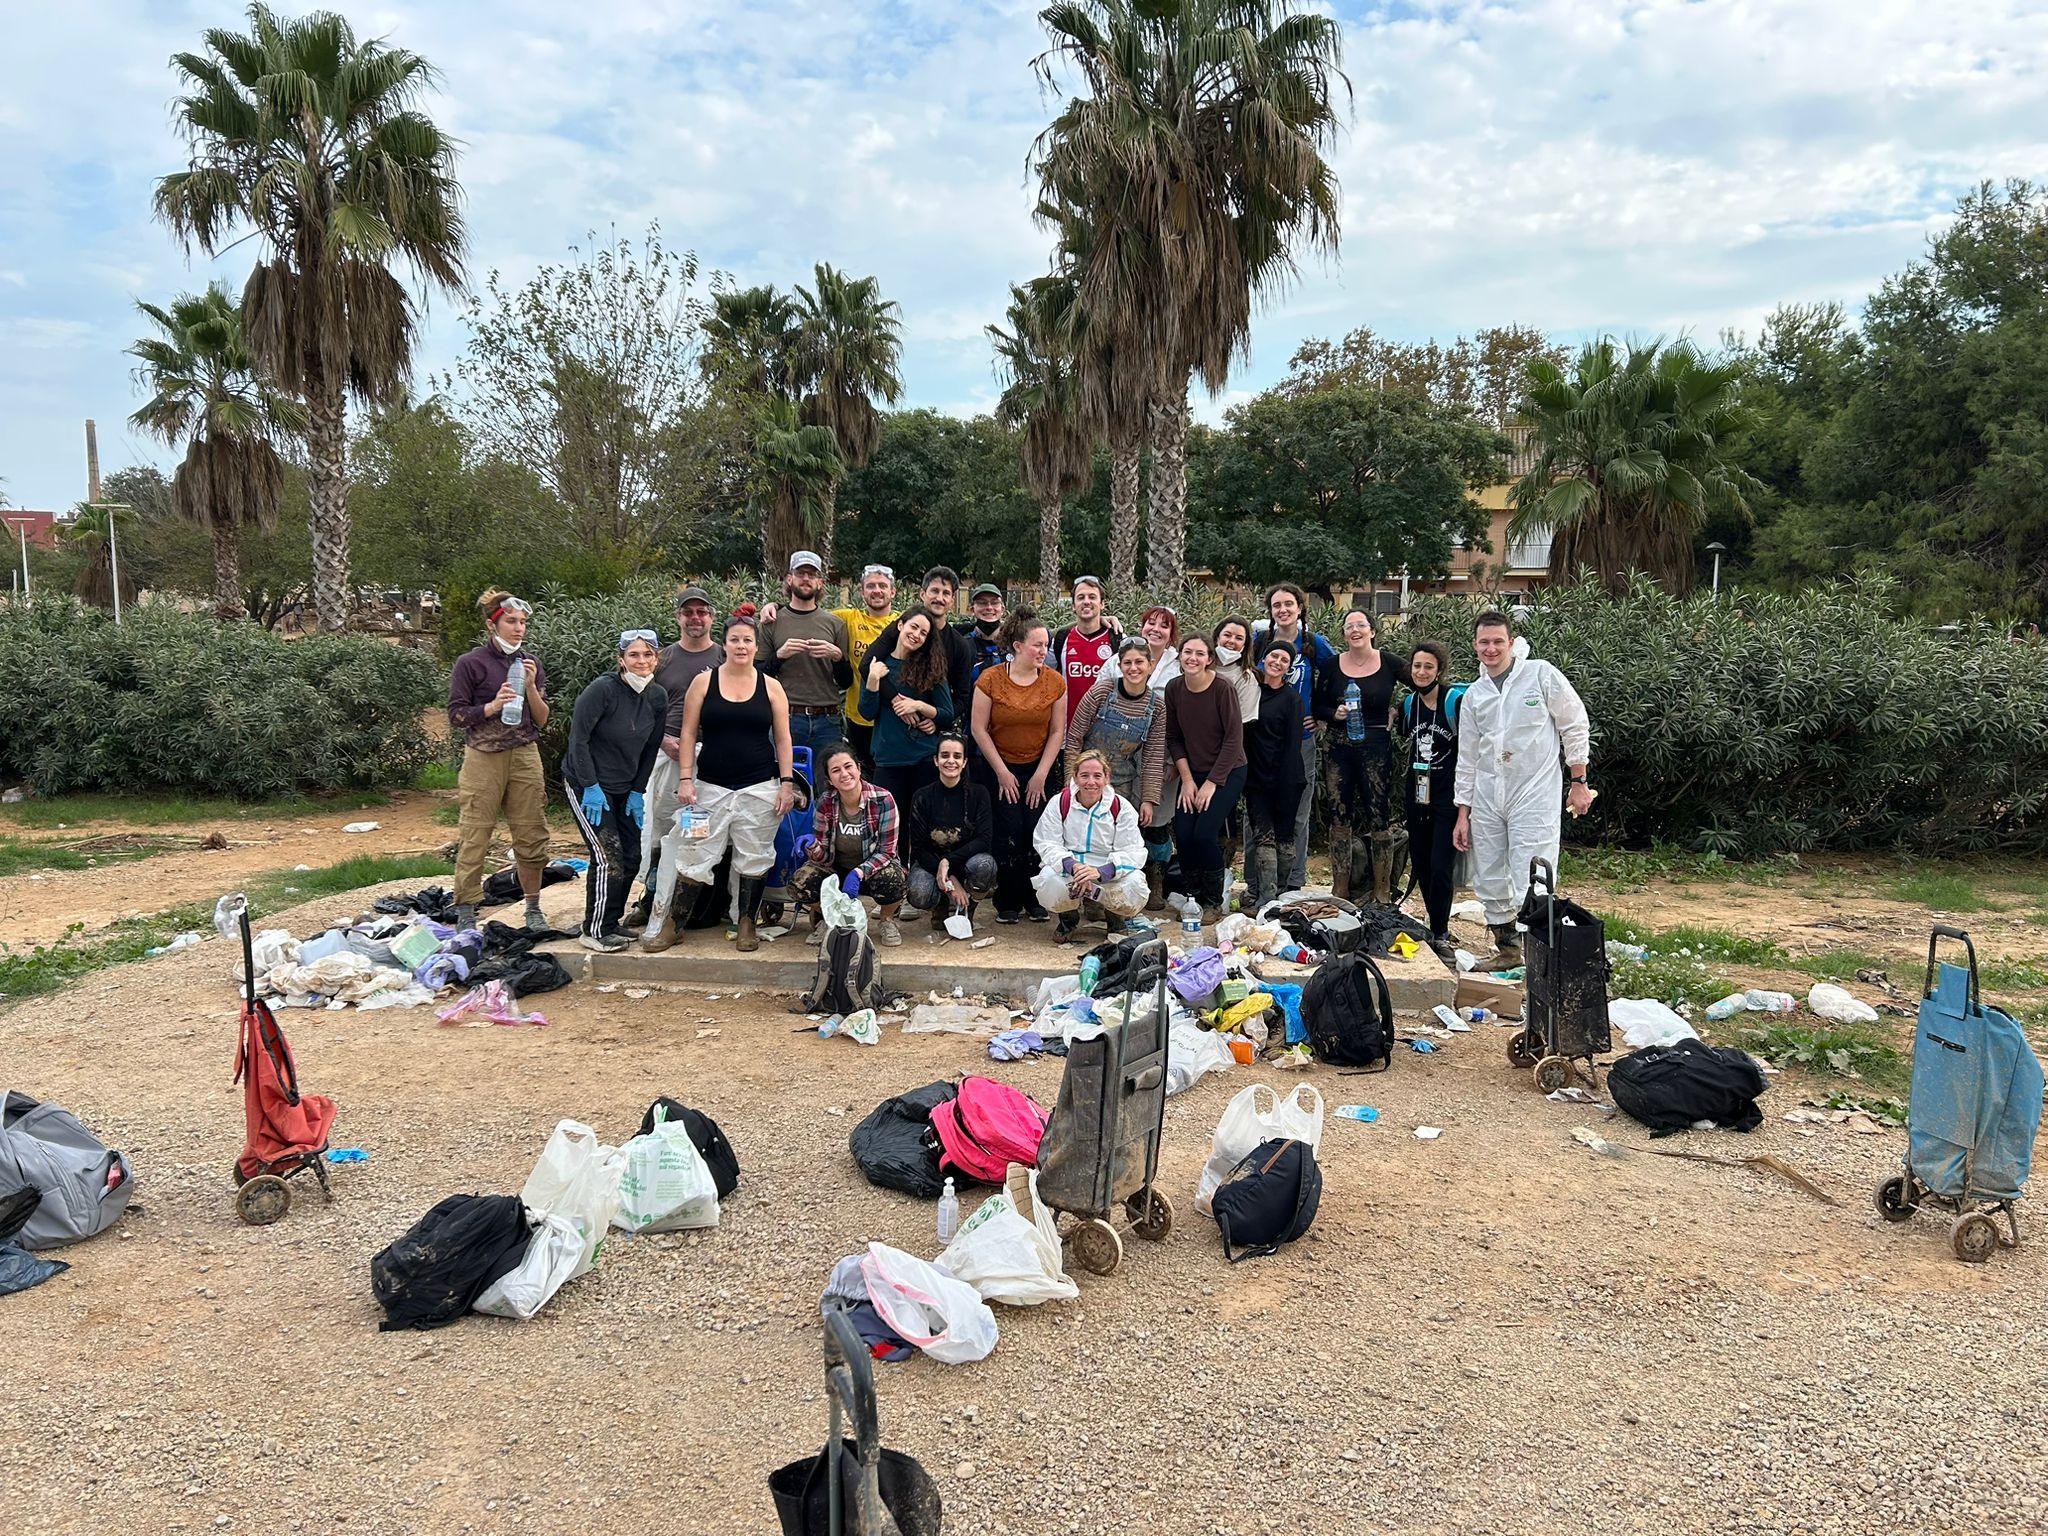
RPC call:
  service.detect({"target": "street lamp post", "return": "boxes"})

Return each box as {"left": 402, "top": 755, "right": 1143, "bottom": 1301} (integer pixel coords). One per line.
{"left": 1706, "top": 540, "right": 1727, "bottom": 597}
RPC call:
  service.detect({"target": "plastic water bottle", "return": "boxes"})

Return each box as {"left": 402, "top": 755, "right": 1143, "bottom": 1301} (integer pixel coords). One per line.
{"left": 1078, "top": 953, "right": 1102, "bottom": 997}
{"left": 501, "top": 658, "right": 527, "bottom": 727}
{"left": 1181, "top": 897, "right": 1201, "bottom": 937}
{"left": 1336, "top": 1104, "right": 1379, "bottom": 1123}
{"left": 936, "top": 1178, "right": 961, "bottom": 1244}
{"left": 1344, "top": 679, "right": 1364, "bottom": 742}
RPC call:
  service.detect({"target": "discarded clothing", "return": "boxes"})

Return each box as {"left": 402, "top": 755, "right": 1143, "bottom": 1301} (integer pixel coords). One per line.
{"left": 988, "top": 1029, "right": 1047, "bottom": 1062}
{"left": 261, "top": 952, "right": 429, "bottom": 1008}
{"left": 437, "top": 980, "right": 548, "bottom": 1028}
{"left": 467, "top": 920, "right": 575, "bottom": 998}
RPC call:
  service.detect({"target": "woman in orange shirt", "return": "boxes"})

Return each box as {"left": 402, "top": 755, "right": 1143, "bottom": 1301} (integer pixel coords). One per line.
{"left": 970, "top": 607, "right": 1067, "bottom": 923}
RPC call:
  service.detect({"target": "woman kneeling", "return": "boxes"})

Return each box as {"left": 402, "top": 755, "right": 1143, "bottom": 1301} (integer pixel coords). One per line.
{"left": 788, "top": 746, "right": 910, "bottom": 947}
{"left": 906, "top": 735, "right": 997, "bottom": 931}
{"left": 1031, "top": 750, "right": 1149, "bottom": 943}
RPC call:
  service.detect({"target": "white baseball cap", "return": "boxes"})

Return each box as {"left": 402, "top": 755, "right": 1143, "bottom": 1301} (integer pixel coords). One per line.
{"left": 789, "top": 550, "right": 824, "bottom": 573}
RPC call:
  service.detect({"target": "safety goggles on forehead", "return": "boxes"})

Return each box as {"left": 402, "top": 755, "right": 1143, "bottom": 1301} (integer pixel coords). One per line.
{"left": 861, "top": 564, "right": 894, "bottom": 581}
{"left": 617, "top": 628, "right": 658, "bottom": 650}
{"left": 488, "top": 596, "right": 533, "bottom": 622}
{"left": 1072, "top": 576, "right": 1104, "bottom": 593}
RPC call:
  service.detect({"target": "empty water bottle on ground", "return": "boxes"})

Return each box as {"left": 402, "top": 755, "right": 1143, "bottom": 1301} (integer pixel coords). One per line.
{"left": 936, "top": 1178, "right": 961, "bottom": 1243}
{"left": 502, "top": 658, "right": 527, "bottom": 727}
{"left": 1336, "top": 1104, "right": 1379, "bottom": 1123}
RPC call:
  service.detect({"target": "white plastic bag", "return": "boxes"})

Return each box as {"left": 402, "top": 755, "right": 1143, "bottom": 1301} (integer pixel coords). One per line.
{"left": 859, "top": 1242, "right": 999, "bottom": 1364}
{"left": 1610, "top": 997, "right": 1698, "bottom": 1049}
{"left": 473, "top": 1212, "right": 583, "bottom": 1319}
{"left": 1195, "top": 1083, "right": 1324, "bottom": 1215}
{"left": 937, "top": 1169, "right": 1077, "bottom": 1307}
{"left": 1807, "top": 982, "right": 1878, "bottom": 1024}
{"left": 1165, "top": 1023, "right": 1236, "bottom": 1096}
{"left": 819, "top": 874, "right": 868, "bottom": 936}
{"left": 520, "top": 1120, "right": 624, "bottom": 1278}
{"left": 611, "top": 1106, "right": 719, "bottom": 1233}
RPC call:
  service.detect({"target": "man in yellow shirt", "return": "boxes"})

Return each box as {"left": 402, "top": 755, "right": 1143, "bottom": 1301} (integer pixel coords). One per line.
{"left": 835, "top": 563, "right": 899, "bottom": 769}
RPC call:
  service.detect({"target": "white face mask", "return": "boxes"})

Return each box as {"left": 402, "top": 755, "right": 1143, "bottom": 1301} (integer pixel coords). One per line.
{"left": 621, "top": 669, "right": 653, "bottom": 693}
{"left": 491, "top": 633, "right": 522, "bottom": 655}
{"left": 1215, "top": 647, "right": 1242, "bottom": 668}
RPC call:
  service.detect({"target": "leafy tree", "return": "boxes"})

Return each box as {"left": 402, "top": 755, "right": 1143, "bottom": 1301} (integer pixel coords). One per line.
{"left": 447, "top": 228, "right": 743, "bottom": 559}
{"left": 127, "top": 283, "right": 306, "bottom": 619}
{"left": 796, "top": 264, "right": 904, "bottom": 562}
{"left": 1281, "top": 324, "right": 1562, "bottom": 427}
{"left": 990, "top": 284, "right": 1095, "bottom": 594}
{"left": 1510, "top": 338, "right": 1758, "bottom": 594}
{"left": 154, "top": 3, "right": 466, "bottom": 631}
{"left": 1191, "top": 385, "right": 1502, "bottom": 587}
{"left": 835, "top": 411, "right": 1048, "bottom": 585}
{"left": 1031, "top": 0, "right": 1347, "bottom": 592}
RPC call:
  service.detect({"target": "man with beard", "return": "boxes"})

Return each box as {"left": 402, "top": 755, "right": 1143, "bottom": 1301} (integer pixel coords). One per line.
{"left": 622, "top": 586, "right": 724, "bottom": 934}
{"left": 833, "top": 563, "right": 901, "bottom": 769}
{"left": 1050, "top": 575, "right": 1126, "bottom": 722}
{"left": 760, "top": 551, "right": 853, "bottom": 762}
{"left": 867, "top": 565, "right": 974, "bottom": 708}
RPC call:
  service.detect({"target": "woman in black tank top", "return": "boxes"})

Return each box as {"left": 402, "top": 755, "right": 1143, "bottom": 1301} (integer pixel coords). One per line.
{"left": 645, "top": 617, "right": 794, "bottom": 954}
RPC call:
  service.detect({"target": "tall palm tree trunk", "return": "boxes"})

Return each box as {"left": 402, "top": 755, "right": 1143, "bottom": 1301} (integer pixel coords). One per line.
{"left": 304, "top": 367, "right": 353, "bottom": 631}
{"left": 210, "top": 514, "right": 246, "bottom": 621}
{"left": 818, "top": 480, "right": 841, "bottom": 575}
{"left": 1037, "top": 488, "right": 1064, "bottom": 600}
{"left": 1109, "top": 428, "right": 1142, "bottom": 597}
{"left": 1146, "top": 388, "right": 1190, "bottom": 594}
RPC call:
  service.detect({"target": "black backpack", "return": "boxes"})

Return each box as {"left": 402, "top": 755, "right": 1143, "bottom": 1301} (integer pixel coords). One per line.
{"left": 1211, "top": 1137, "right": 1322, "bottom": 1261}
{"left": 1609, "top": 1039, "right": 1768, "bottom": 1137}
{"left": 1301, "top": 952, "right": 1395, "bottom": 1069}
{"left": 370, "top": 1193, "right": 533, "bottom": 1332}
{"left": 802, "top": 920, "right": 886, "bottom": 1016}
{"left": 1080, "top": 933, "right": 1168, "bottom": 1002}
{"left": 849, "top": 1081, "right": 957, "bottom": 1199}
{"left": 638, "top": 1098, "right": 740, "bottom": 1200}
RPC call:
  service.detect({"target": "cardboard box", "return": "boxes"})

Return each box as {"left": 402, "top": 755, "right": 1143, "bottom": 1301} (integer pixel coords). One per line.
{"left": 1456, "top": 974, "right": 1524, "bottom": 1019}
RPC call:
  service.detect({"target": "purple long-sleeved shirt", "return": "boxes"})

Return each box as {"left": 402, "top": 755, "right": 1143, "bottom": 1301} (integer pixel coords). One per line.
{"left": 448, "top": 644, "right": 549, "bottom": 752}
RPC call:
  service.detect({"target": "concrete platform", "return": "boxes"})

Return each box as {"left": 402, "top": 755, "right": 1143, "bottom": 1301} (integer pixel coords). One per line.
{"left": 539, "top": 912, "right": 1456, "bottom": 1012}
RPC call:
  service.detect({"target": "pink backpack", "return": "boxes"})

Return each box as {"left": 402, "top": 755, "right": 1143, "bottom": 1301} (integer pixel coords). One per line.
{"left": 930, "top": 1077, "right": 1049, "bottom": 1185}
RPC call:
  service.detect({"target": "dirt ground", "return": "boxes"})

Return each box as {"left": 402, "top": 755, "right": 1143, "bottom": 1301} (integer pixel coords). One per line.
{"left": 3, "top": 820, "right": 2047, "bottom": 1536}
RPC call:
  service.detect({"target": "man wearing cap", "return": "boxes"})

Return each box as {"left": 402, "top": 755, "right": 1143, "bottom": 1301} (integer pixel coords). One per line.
{"left": 760, "top": 551, "right": 853, "bottom": 763}
{"left": 868, "top": 565, "right": 975, "bottom": 708}
{"left": 1051, "top": 575, "right": 1125, "bottom": 722}
{"left": 834, "top": 563, "right": 900, "bottom": 768}
{"left": 959, "top": 582, "right": 1007, "bottom": 682}
{"left": 623, "top": 586, "right": 725, "bottom": 934}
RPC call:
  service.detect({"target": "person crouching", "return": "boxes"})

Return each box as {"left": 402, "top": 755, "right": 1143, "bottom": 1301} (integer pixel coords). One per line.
{"left": 788, "top": 746, "right": 910, "bottom": 947}
{"left": 1032, "top": 750, "right": 1149, "bottom": 943}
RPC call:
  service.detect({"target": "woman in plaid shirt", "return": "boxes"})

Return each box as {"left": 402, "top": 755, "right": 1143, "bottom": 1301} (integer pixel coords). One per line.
{"left": 787, "top": 745, "right": 910, "bottom": 947}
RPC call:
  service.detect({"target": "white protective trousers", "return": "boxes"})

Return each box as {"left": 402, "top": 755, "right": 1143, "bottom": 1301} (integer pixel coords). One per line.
{"left": 641, "top": 753, "right": 683, "bottom": 908}
{"left": 661, "top": 778, "right": 781, "bottom": 908}
{"left": 1452, "top": 658, "right": 1591, "bottom": 927}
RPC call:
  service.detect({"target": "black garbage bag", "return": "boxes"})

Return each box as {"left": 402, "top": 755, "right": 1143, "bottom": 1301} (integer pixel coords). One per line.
{"left": 0, "top": 1242, "right": 68, "bottom": 1298}
{"left": 0, "top": 1186, "right": 38, "bottom": 1244}
{"left": 468, "top": 921, "right": 575, "bottom": 996}
{"left": 1609, "top": 1039, "right": 1768, "bottom": 1137}
{"left": 480, "top": 862, "right": 578, "bottom": 909}
{"left": 1083, "top": 934, "right": 1167, "bottom": 1002}
{"left": 768, "top": 1440, "right": 943, "bottom": 1536}
{"left": 639, "top": 1098, "right": 740, "bottom": 1200}
{"left": 370, "top": 1193, "right": 533, "bottom": 1331}
{"left": 373, "top": 885, "right": 457, "bottom": 921}
{"left": 849, "top": 1082, "right": 956, "bottom": 1199}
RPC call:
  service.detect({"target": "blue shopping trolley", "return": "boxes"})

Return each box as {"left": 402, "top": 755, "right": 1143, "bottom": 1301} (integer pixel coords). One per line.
{"left": 1874, "top": 926, "right": 2045, "bottom": 1263}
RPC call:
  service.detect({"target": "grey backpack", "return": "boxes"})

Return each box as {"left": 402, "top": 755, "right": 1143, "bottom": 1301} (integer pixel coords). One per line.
{"left": 801, "top": 920, "right": 885, "bottom": 1017}
{"left": 0, "top": 1092, "right": 134, "bottom": 1249}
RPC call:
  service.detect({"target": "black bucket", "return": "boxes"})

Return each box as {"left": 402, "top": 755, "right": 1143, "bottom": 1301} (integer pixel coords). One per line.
{"left": 767, "top": 1440, "right": 943, "bottom": 1536}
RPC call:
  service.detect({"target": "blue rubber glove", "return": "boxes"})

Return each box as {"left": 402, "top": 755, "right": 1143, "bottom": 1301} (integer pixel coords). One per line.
{"left": 626, "top": 791, "right": 645, "bottom": 827}
{"left": 579, "top": 784, "right": 607, "bottom": 826}
{"left": 842, "top": 870, "right": 863, "bottom": 900}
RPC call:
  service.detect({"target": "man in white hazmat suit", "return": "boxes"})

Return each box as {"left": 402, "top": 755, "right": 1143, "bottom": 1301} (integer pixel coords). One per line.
{"left": 1452, "top": 609, "right": 1595, "bottom": 965}
{"left": 1032, "top": 750, "right": 1150, "bottom": 939}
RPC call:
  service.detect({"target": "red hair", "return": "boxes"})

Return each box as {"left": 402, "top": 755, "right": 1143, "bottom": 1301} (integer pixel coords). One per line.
{"left": 1139, "top": 606, "right": 1179, "bottom": 646}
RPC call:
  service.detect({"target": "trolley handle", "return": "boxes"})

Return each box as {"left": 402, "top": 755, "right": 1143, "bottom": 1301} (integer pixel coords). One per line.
{"left": 1923, "top": 925, "right": 1981, "bottom": 1014}
{"left": 1527, "top": 857, "right": 1556, "bottom": 899}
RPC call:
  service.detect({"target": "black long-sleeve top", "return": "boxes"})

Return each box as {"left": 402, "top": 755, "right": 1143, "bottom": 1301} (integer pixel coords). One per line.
{"left": 1311, "top": 651, "right": 1409, "bottom": 731}
{"left": 1245, "top": 678, "right": 1308, "bottom": 791}
{"left": 907, "top": 777, "right": 994, "bottom": 872}
{"left": 560, "top": 672, "right": 668, "bottom": 794}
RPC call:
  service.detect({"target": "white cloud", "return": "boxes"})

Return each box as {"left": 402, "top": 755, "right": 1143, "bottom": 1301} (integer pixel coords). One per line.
{"left": 3, "top": 0, "right": 2045, "bottom": 511}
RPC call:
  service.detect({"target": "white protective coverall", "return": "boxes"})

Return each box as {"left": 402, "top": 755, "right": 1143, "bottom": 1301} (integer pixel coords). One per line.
{"left": 1031, "top": 788, "right": 1150, "bottom": 916}
{"left": 1452, "top": 657, "right": 1591, "bottom": 926}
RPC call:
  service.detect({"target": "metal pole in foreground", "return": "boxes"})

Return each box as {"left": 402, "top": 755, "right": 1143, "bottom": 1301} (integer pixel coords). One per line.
{"left": 13, "top": 520, "right": 26, "bottom": 597}
{"left": 1706, "top": 540, "right": 1726, "bottom": 597}
{"left": 108, "top": 509, "right": 123, "bottom": 623}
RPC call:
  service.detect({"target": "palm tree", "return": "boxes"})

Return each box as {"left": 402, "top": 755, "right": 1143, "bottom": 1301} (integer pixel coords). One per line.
{"left": 990, "top": 284, "right": 1097, "bottom": 597}
{"left": 153, "top": 4, "right": 466, "bottom": 630}
{"left": 796, "top": 264, "right": 904, "bottom": 562}
{"left": 128, "top": 284, "right": 306, "bottom": 620}
{"left": 65, "top": 504, "right": 140, "bottom": 612}
{"left": 1509, "top": 338, "right": 1759, "bottom": 595}
{"left": 705, "top": 286, "right": 825, "bottom": 574}
{"left": 755, "top": 397, "right": 846, "bottom": 574}
{"left": 1032, "top": 0, "right": 1347, "bottom": 591}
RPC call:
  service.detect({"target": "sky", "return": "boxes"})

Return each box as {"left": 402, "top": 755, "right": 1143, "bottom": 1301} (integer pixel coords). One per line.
{"left": 2, "top": 0, "right": 2045, "bottom": 513}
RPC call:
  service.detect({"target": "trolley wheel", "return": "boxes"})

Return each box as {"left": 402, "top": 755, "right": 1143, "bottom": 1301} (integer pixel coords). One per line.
{"left": 1069, "top": 1217, "right": 1124, "bottom": 1276}
{"left": 1872, "top": 1174, "right": 1916, "bottom": 1224}
{"left": 1949, "top": 1211, "right": 2000, "bottom": 1264}
{"left": 1126, "top": 1188, "right": 1174, "bottom": 1242}
{"left": 230, "top": 1162, "right": 250, "bottom": 1188}
{"left": 235, "top": 1174, "right": 291, "bottom": 1226}
{"left": 1506, "top": 1029, "right": 1541, "bottom": 1069}
{"left": 1532, "top": 1055, "right": 1571, "bottom": 1094}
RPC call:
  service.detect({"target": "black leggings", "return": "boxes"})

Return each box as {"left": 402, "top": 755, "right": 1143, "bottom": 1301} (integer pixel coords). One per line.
{"left": 565, "top": 781, "right": 640, "bottom": 938}
{"left": 872, "top": 758, "right": 938, "bottom": 812}
{"left": 1408, "top": 798, "right": 1458, "bottom": 937}
{"left": 1326, "top": 733, "right": 1394, "bottom": 835}
{"left": 1245, "top": 778, "right": 1306, "bottom": 850}
{"left": 975, "top": 756, "right": 1062, "bottom": 914}
{"left": 1172, "top": 766, "right": 1248, "bottom": 873}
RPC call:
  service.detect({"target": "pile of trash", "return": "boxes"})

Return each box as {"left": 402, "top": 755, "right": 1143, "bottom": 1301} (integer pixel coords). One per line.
{"left": 370, "top": 1099, "right": 737, "bottom": 1330}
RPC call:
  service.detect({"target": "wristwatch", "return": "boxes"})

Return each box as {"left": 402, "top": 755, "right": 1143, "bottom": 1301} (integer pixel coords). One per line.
{"left": 1569, "top": 776, "right": 1590, "bottom": 787}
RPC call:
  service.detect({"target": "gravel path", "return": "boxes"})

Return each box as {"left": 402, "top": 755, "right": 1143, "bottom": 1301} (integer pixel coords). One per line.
{"left": 2, "top": 880, "right": 2043, "bottom": 1536}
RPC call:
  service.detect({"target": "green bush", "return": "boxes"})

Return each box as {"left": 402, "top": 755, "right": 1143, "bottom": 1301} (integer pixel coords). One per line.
{"left": 0, "top": 595, "right": 437, "bottom": 797}
{"left": 1394, "top": 579, "right": 2048, "bottom": 856}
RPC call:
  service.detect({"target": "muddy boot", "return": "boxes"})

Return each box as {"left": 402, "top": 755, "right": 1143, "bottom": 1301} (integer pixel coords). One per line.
{"left": 619, "top": 888, "right": 654, "bottom": 935}
{"left": 1198, "top": 868, "right": 1226, "bottom": 925}
{"left": 734, "top": 876, "right": 764, "bottom": 953}
{"left": 1145, "top": 863, "right": 1166, "bottom": 912}
{"left": 642, "top": 886, "right": 698, "bottom": 954}
{"left": 1488, "top": 923, "right": 1523, "bottom": 968}
{"left": 1249, "top": 844, "right": 1279, "bottom": 915}
{"left": 1329, "top": 833, "right": 1353, "bottom": 900}
{"left": 1275, "top": 842, "right": 1298, "bottom": 900}
{"left": 1369, "top": 832, "right": 1395, "bottom": 906}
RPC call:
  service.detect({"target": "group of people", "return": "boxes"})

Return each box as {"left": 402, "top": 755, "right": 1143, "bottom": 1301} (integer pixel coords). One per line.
{"left": 445, "top": 559, "right": 1596, "bottom": 969}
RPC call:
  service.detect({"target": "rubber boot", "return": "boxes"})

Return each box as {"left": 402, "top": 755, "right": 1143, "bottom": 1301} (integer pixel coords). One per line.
{"left": 1489, "top": 923, "right": 1523, "bottom": 968}
{"left": 1275, "top": 841, "right": 1298, "bottom": 900}
{"left": 620, "top": 888, "right": 654, "bottom": 935}
{"left": 1329, "top": 833, "right": 1353, "bottom": 901}
{"left": 1369, "top": 832, "right": 1395, "bottom": 906}
{"left": 1250, "top": 844, "right": 1279, "bottom": 915}
{"left": 642, "top": 885, "right": 700, "bottom": 954}
{"left": 734, "top": 876, "right": 765, "bottom": 953}
{"left": 1146, "top": 863, "right": 1166, "bottom": 912}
